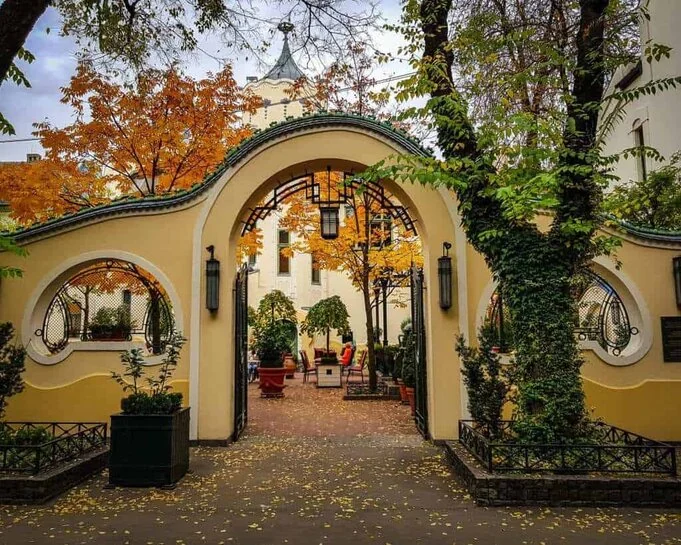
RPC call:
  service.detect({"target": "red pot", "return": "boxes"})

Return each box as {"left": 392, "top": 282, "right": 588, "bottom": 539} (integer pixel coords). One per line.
{"left": 258, "top": 367, "right": 287, "bottom": 398}
{"left": 405, "top": 387, "right": 415, "bottom": 416}
{"left": 397, "top": 380, "right": 408, "bottom": 405}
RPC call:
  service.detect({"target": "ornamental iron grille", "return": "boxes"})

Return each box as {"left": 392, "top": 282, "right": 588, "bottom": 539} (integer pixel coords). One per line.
{"left": 241, "top": 171, "right": 416, "bottom": 237}
{"left": 233, "top": 263, "right": 249, "bottom": 441}
{"left": 410, "top": 265, "right": 429, "bottom": 439}
{"left": 487, "top": 271, "right": 638, "bottom": 357}
{"left": 37, "top": 260, "right": 174, "bottom": 355}
{"left": 0, "top": 422, "right": 107, "bottom": 475}
{"left": 458, "top": 420, "right": 677, "bottom": 475}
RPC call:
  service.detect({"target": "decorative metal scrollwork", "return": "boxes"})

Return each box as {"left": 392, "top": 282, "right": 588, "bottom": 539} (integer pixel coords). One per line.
{"left": 487, "top": 270, "right": 638, "bottom": 357}
{"left": 38, "top": 260, "right": 174, "bottom": 355}
{"left": 241, "top": 172, "right": 417, "bottom": 236}
{"left": 574, "top": 271, "right": 638, "bottom": 356}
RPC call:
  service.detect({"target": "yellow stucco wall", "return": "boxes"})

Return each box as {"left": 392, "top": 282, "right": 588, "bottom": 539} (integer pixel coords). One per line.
{"left": 1, "top": 117, "right": 680, "bottom": 442}
{"left": 464, "top": 222, "right": 681, "bottom": 441}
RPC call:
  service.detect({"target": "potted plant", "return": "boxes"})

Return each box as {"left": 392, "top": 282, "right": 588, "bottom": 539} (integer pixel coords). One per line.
{"left": 252, "top": 291, "right": 298, "bottom": 379}
{"left": 252, "top": 320, "right": 291, "bottom": 398}
{"left": 108, "top": 331, "right": 188, "bottom": 487}
{"left": 401, "top": 326, "right": 416, "bottom": 416}
{"left": 301, "top": 296, "right": 350, "bottom": 388}
{"left": 89, "top": 305, "right": 133, "bottom": 341}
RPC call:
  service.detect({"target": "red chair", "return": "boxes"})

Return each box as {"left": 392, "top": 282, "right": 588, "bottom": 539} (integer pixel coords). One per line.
{"left": 346, "top": 350, "right": 367, "bottom": 383}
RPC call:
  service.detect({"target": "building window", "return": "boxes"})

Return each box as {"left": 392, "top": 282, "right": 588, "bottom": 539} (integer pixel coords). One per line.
{"left": 633, "top": 121, "right": 647, "bottom": 181}
{"left": 311, "top": 254, "right": 321, "bottom": 285}
{"left": 248, "top": 253, "right": 257, "bottom": 268}
{"left": 370, "top": 214, "right": 393, "bottom": 248}
{"left": 278, "top": 230, "right": 291, "bottom": 275}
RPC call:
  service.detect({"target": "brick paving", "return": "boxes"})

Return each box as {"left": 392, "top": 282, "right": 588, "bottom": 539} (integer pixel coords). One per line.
{"left": 0, "top": 374, "right": 680, "bottom": 544}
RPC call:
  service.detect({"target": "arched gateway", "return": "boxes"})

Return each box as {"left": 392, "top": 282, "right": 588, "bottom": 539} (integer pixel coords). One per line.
{"left": 0, "top": 113, "right": 462, "bottom": 442}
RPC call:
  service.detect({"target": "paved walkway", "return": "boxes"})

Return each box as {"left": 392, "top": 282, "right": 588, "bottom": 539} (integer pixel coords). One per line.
{"left": 1, "top": 376, "right": 680, "bottom": 544}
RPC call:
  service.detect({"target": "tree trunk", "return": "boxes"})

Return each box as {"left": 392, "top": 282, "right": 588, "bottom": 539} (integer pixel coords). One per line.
{"left": 0, "top": 0, "right": 50, "bottom": 86}
{"left": 363, "top": 276, "right": 377, "bottom": 391}
{"left": 419, "top": 0, "right": 609, "bottom": 441}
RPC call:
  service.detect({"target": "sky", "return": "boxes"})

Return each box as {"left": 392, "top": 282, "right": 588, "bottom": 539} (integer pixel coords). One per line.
{"left": 0, "top": 1, "right": 409, "bottom": 162}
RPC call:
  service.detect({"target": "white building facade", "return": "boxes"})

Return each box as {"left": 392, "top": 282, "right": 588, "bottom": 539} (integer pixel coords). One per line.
{"left": 601, "top": 0, "right": 681, "bottom": 185}
{"left": 243, "top": 27, "right": 411, "bottom": 351}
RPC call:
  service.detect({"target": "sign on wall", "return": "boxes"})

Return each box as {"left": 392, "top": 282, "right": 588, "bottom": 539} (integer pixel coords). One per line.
{"left": 661, "top": 317, "right": 681, "bottom": 362}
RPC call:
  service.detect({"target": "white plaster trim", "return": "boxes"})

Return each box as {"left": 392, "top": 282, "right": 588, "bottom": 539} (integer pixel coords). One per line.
{"left": 22, "top": 250, "right": 184, "bottom": 366}
{"left": 473, "top": 257, "right": 653, "bottom": 367}
{"left": 590, "top": 256, "right": 653, "bottom": 366}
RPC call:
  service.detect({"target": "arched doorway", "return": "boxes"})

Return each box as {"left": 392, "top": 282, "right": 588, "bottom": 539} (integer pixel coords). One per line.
{"left": 192, "top": 115, "right": 460, "bottom": 443}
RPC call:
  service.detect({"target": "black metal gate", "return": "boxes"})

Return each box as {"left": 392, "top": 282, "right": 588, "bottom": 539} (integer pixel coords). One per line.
{"left": 233, "top": 263, "right": 249, "bottom": 441}
{"left": 410, "top": 266, "right": 429, "bottom": 439}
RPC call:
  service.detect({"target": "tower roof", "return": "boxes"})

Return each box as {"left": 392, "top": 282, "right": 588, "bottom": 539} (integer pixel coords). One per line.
{"left": 263, "top": 22, "right": 304, "bottom": 81}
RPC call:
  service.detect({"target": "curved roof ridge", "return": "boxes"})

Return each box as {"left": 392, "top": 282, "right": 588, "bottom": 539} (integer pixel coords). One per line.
{"left": 7, "top": 112, "right": 430, "bottom": 243}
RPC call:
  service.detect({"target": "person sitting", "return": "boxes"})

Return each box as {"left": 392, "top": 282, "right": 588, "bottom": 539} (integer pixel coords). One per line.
{"left": 248, "top": 351, "right": 259, "bottom": 382}
{"left": 340, "top": 342, "right": 355, "bottom": 369}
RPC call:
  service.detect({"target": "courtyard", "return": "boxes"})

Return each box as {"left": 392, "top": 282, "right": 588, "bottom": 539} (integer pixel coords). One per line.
{"left": 0, "top": 379, "right": 680, "bottom": 544}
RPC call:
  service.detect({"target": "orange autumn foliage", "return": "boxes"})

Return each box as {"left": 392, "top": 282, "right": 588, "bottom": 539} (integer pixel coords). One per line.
{"left": 0, "top": 158, "right": 110, "bottom": 225}
{"left": 0, "top": 63, "right": 260, "bottom": 227}
{"left": 37, "top": 62, "right": 260, "bottom": 197}
{"left": 278, "top": 172, "right": 422, "bottom": 293}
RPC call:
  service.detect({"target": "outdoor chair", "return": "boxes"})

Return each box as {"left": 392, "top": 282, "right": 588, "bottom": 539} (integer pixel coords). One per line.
{"left": 346, "top": 349, "right": 367, "bottom": 383}
{"left": 300, "top": 350, "right": 317, "bottom": 384}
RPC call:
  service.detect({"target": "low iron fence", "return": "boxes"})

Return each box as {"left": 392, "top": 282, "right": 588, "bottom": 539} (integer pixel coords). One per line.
{"left": 0, "top": 422, "right": 108, "bottom": 475}
{"left": 459, "top": 420, "right": 677, "bottom": 476}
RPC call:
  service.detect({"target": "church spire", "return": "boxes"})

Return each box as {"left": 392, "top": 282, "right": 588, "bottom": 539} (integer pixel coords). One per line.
{"left": 263, "top": 22, "right": 305, "bottom": 81}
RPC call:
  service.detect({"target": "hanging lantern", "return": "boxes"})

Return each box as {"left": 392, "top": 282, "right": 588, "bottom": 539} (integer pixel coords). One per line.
{"left": 438, "top": 242, "right": 452, "bottom": 310}
{"left": 674, "top": 256, "right": 681, "bottom": 308}
{"left": 205, "top": 245, "right": 220, "bottom": 312}
{"left": 320, "top": 206, "right": 339, "bottom": 240}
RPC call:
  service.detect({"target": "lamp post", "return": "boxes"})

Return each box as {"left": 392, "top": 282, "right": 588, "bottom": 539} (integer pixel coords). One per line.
{"left": 438, "top": 242, "right": 452, "bottom": 310}
{"left": 205, "top": 245, "right": 220, "bottom": 313}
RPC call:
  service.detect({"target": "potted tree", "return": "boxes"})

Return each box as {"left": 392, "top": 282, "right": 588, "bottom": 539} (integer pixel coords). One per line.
{"left": 300, "top": 296, "right": 350, "bottom": 388}
{"left": 89, "top": 305, "right": 133, "bottom": 341}
{"left": 252, "top": 320, "right": 292, "bottom": 398}
{"left": 108, "top": 331, "right": 188, "bottom": 487}
{"left": 252, "top": 291, "right": 298, "bottom": 378}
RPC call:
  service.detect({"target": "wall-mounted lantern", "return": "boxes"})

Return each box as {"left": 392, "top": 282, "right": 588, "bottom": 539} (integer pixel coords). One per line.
{"left": 674, "top": 256, "right": 681, "bottom": 308}
{"left": 206, "top": 245, "right": 220, "bottom": 313}
{"left": 438, "top": 242, "right": 452, "bottom": 310}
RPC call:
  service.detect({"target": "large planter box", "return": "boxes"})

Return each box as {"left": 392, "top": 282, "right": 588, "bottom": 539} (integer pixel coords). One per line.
{"left": 316, "top": 363, "right": 342, "bottom": 388}
{"left": 109, "top": 407, "right": 190, "bottom": 487}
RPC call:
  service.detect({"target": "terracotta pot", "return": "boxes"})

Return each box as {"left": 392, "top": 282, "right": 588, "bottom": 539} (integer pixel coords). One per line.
{"left": 257, "top": 367, "right": 287, "bottom": 398}
{"left": 283, "top": 353, "right": 296, "bottom": 378}
{"left": 405, "top": 387, "right": 415, "bottom": 416}
{"left": 397, "top": 380, "right": 408, "bottom": 405}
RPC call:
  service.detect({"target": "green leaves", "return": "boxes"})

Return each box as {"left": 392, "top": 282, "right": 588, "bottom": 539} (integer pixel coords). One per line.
{"left": 300, "top": 296, "right": 351, "bottom": 340}
{"left": 603, "top": 152, "right": 681, "bottom": 229}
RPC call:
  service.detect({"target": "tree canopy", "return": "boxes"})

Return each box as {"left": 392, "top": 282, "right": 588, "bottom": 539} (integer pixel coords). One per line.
{"left": 604, "top": 154, "right": 681, "bottom": 229}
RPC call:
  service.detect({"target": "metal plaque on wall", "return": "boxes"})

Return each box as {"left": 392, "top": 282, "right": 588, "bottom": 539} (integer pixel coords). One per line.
{"left": 661, "top": 317, "right": 681, "bottom": 362}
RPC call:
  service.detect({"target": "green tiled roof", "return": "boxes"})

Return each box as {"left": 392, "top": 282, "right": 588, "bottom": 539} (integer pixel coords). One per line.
{"left": 9, "top": 112, "right": 430, "bottom": 242}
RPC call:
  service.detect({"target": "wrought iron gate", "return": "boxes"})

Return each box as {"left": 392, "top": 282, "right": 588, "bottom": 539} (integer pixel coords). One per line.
{"left": 233, "top": 263, "right": 249, "bottom": 441}
{"left": 410, "top": 266, "right": 429, "bottom": 439}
